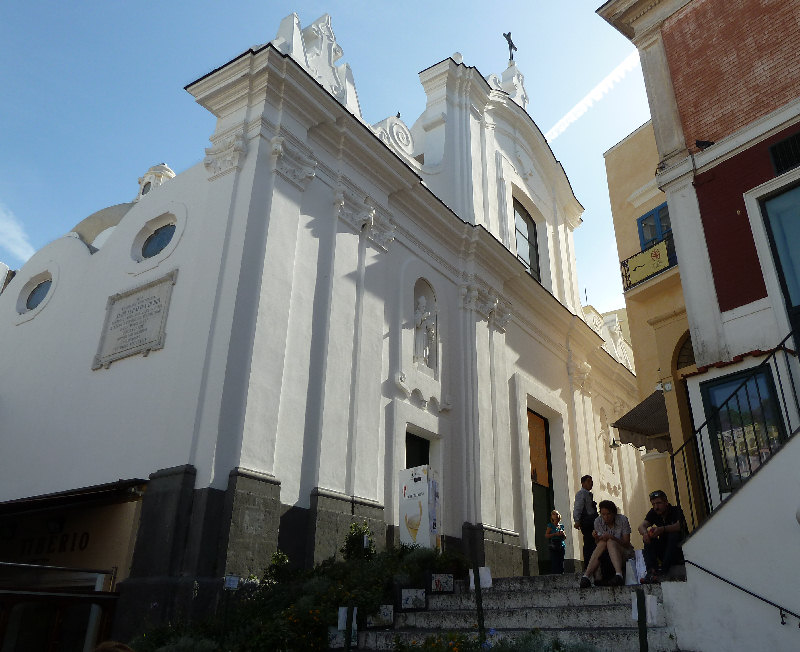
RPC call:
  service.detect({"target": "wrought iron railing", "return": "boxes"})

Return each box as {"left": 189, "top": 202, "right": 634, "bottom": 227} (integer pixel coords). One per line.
{"left": 671, "top": 329, "right": 800, "bottom": 531}
{"left": 620, "top": 232, "right": 677, "bottom": 291}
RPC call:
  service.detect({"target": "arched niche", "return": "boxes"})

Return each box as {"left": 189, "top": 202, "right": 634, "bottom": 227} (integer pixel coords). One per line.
{"left": 413, "top": 278, "right": 438, "bottom": 374}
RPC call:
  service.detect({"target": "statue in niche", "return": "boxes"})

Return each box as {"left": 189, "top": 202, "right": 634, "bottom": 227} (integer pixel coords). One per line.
{"left": 414, "top": 295, "right": 437, "bottom": 369}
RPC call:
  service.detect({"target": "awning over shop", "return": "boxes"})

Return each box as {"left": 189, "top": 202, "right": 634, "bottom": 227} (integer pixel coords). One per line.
{"left": 0, "top": 478, "right": 147, "bottom": 516}
{"left": 611, "top": 390, "right": 672, "bottom": 452}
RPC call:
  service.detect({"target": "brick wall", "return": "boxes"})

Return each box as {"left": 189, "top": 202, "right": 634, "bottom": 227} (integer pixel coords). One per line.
{"left": 662, "top": 0, "right": 800, "bottom": 149}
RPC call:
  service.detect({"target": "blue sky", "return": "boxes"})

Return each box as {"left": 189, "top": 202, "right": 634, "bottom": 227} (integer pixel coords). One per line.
{"left": 0, "top": 1, "right": 650, "bottom": 313}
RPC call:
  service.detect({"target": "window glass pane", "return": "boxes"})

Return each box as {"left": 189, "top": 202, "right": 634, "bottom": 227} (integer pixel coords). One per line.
{"left": 658, "top": 205, "right": 671, "bottom": 233}
{"left": 640, "top": 214, "right": 657, "bottom": 244}
{"left": 516, "top": 233, "right": 531, "bottom": 266}
{"left": 705, "top": 370, "right": 783, "bottom": 489}
{"left": 514, "top": 202, "right": 539, "bottom": 279}
{"left": 142, "top": 223, "right": 176, "bottom": 259}
{"left": 764, "top": 185, "right": 800, "bottom": 306}
{"left": 515, "top": 210, "right": 528, "bottom": 235}
{"left": 26, "top": 279, "right": 51, "bottom": 310}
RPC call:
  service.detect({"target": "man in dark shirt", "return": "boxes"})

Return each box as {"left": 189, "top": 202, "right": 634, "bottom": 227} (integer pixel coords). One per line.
{"left": 637, "top": 489, "right": 685, "bottom": 583}
{"left": 572, "top": 474, "right": 598, "bottom": 566}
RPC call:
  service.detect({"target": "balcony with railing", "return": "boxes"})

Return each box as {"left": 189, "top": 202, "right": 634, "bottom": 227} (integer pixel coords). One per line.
{"left": 620, "top": 232, "right": 677, "bottom": 291}
{"left": 671, "top": 329, "right": 800, "bottom": 531}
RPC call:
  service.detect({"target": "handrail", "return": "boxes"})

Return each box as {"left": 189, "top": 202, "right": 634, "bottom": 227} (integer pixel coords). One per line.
{"left": 671, "top": 328, "right": 800, "bottom": 529}
{"left": 685, "top": 560, "right": 800, "bottom": 626}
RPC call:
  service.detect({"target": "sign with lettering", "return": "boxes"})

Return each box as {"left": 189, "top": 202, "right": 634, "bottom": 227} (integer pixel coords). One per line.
{"left": 93, "top": 270, "right": 178, "bottom": 369}
{"left": 627, "top": 241, "right": 669, "bottom": 286}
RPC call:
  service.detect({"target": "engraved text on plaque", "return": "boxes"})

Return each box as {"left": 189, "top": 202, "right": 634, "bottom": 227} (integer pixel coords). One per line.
{"left": 93, "top": 270, "right": 178, "bottom": 369}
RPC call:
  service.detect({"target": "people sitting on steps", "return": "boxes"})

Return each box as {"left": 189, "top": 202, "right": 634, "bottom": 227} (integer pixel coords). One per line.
{"left": 578, "top": 499, "right": 634, "bottom": 588}
{"left": 638, "top": 489, "right": 685, "bottom": 584}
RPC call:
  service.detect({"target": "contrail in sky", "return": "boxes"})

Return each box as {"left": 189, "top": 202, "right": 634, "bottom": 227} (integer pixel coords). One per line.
{"left": 0, "top": 201, "right": 35, "bottom": 264}
{"left": 545, "top": 51, "right": 641, "bottom": 142}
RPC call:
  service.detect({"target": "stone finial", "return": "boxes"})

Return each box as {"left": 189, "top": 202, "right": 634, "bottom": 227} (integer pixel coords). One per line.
{"left": 485, "top": 62, "right": 529, "bottom": 111}
{"left": 270, "top": 13, "right": 363, "bottom": 120}
{"left": 135, "top": 163, "right": 175, "bottom": 201}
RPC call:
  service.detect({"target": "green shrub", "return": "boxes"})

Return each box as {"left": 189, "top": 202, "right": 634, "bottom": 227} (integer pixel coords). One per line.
{"left": 340, "top": 520, "right": 377, "bottom": 561}
{"left": 128, "top": 530, "right": 482, "bottom": 652}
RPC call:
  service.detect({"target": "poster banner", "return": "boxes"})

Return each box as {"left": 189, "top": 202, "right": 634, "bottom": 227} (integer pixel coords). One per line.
{"left": 398, "top": 465, "right": 440, "bottom": 550}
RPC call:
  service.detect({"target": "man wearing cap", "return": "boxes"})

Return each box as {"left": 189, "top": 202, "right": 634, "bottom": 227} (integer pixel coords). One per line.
{"left": 572, "top": 475, "right": 598, "bottom": 566}
{"left": 637, "top": 490, "right": 685, "bottom": 583}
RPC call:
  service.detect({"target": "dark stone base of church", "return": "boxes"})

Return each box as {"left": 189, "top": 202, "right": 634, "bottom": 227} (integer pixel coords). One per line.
{"left": 565, "top": 558, "right": 583, "bottom": 573}
{"left": 462, "top": 522, "right": 536, "bottom": 577}
{"left": 306, "top": 487, "right": 386, "bottom": 566}
{"left": 113, "top": 464, "right": 283, "bottom": 641}
{"left": 114, "top": 467, "right": 540, "bottom": 641}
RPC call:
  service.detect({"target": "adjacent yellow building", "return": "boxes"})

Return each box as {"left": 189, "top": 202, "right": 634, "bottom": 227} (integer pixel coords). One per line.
{"left": 604, "top": 122, "right": 697, "bottom": 511}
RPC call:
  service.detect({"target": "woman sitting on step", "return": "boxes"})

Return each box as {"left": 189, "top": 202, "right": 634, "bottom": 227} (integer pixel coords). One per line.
{"left": 578, "top": 500, "right": 634, "bottom": 588}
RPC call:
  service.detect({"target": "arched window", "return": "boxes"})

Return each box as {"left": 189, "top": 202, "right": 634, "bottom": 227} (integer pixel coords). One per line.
{"left": 514, "top": 200, "right": 540, "bottom": 281}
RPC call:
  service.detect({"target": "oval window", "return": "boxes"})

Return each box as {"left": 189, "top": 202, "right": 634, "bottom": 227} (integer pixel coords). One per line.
{"left": 26, "top": 279, "right": 52, "bottom": 310}
{"left": 141, "top": 223, "right": 176, "bottom": 259}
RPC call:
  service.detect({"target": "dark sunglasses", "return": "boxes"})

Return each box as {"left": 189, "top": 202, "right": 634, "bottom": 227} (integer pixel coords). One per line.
{"left": 649, "top": 491, "right": 667, "bottom": 500}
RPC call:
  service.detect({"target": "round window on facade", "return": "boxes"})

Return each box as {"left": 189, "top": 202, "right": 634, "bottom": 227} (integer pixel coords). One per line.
{"left": 141, "top": 223, "right": 176, "bottom": 259}
{"left": 141, "top": 181, "right": 152, "bottom": 196}
{"left": 26, "top": 279, "right": 52, "bottom": 310}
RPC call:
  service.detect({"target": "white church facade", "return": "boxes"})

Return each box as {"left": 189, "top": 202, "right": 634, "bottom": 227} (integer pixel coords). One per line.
{"left": 0, "top": 14, "right": 647, "bottom": 639}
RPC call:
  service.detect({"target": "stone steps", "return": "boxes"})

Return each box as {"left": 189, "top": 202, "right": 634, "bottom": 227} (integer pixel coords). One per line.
{"left": 362, "top": 626, "right": 679, "bottom": 651}
{"left": 428, "top": 582, "right": 664, "bottom": 610}
{"left": 356, "top": 574, "right": 681, "bottom": 651}
{"left": 398, "top": 602, "right": 665, "bottom": 629}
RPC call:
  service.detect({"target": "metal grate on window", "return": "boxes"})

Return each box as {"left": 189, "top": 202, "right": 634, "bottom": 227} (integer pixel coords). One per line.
{"left": 770, "top": 131, "right": 800, "bottom": 176}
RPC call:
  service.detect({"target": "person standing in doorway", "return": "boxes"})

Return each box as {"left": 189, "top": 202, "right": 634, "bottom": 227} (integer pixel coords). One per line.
{"left": 572, "top": 474, "right": 598, "bottom": 567}
{"left": 545, "top": 509, "right": 566, "bottom": 574}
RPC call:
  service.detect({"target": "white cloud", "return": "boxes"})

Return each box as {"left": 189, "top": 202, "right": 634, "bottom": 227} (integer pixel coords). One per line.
{"left": 545, "top": 51, "right": 641, "bottom": 142}
{"left": 0, "top": 202, "right": 36, "bottom": 264}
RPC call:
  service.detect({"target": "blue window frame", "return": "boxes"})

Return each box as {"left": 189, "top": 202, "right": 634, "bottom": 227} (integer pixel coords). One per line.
{"left": 637, "top": 202, "right": 671, "bottom": 250}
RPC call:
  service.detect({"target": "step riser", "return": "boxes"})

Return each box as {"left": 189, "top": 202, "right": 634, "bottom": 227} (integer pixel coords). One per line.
{"left": 488, "top": 575, "right": 644, "bottom": 591}
{"left": 428, "top": 585, "right": 662, "bottom": 609}
{"left": 396, "top": 604, "right": 663, "bottom": 629}
{"left": 361, "top": 627, "right": 678, "bottom": 652}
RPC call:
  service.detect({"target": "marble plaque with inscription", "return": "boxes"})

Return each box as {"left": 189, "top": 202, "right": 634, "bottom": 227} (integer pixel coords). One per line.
{"left": 93, "top": 270, "right": 178, "bottom": 369}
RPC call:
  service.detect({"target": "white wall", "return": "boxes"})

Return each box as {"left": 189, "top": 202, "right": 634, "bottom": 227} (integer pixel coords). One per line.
{"left": 0, "top": 24, "right": 647, "bottom": 560}
{"left": 662, "top": 433, "right": 800, "bottom": 651}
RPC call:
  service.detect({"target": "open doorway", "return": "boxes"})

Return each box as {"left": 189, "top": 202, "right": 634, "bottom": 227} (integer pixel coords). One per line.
{"left": 527, "top": 409, "right": 554, "bottom": 573}
{"left": 405, "top": 432, "right": 430, "bottom": 468}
